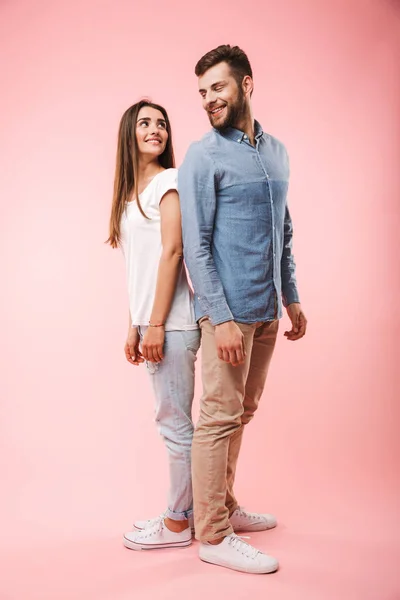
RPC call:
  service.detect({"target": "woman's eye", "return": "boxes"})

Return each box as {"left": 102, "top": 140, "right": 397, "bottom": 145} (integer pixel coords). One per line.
{"left": 158, "top": 123, "right": 166, "bottom": 129}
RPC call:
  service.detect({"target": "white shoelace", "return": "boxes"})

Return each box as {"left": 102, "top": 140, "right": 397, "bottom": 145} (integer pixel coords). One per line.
{"left": 139, "top": 517, "right": 165, "bottom": 539}
{"left": 235, "top": 507, "right": 262, "bottom": 520}
{"left": 228, "top": 534, "right": 261, "bottom": 559}
{"left": 139, "top": 513, "right": 165, "bottom": 529}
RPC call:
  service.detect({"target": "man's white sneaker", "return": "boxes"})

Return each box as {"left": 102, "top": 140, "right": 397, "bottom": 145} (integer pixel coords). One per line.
{"left": 230, "top": 507, "right": 277, "bottom": 532}
{"left": 133, "top": 513, "right": 195, "bottom": 534}
{"left": 124, "top": 518, "right": 192, "bottom": 551}
{"left": 199, "top": 534, "right": 278, "bottom": 574}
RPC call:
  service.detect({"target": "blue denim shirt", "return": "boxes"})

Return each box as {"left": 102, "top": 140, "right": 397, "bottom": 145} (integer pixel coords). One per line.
{"left": 178, "top": 121, "right": 300, "bottom": 326}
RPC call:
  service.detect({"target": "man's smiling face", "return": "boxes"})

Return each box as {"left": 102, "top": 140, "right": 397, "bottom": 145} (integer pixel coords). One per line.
{"left": 198, "top": 61, "right": 246, "bottom": 131}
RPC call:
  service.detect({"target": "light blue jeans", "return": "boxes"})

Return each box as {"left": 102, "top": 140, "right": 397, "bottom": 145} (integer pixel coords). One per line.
{"left": 138, "top": 326, "right": 201, "bottom": 521}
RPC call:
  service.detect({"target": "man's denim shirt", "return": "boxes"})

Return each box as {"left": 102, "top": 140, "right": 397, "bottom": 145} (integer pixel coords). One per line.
{"left": 178, "top": 121, "right": 300, "bottom": 326}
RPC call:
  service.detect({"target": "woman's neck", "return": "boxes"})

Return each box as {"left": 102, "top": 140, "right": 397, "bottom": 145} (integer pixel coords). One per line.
{"left": 137, "top": 158, "right": 163, "bottom": 184}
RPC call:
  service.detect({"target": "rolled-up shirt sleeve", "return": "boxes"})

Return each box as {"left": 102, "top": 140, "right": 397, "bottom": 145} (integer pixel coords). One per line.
{"left": 178, "top": 143, "right": 233, "bottom": 326}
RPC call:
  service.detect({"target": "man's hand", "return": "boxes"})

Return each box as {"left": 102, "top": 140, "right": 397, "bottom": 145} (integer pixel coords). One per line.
{"left": 284, "top": 303, "right": 307, "bottom": 341}
{"left": 215, "top": 321, "right": 246, "bottom": 366}
{"left": 142, "top": 326, "right": 165, "bottom": 363}
{"left": 124, "top": 327, "right": 145, "bottom": 365}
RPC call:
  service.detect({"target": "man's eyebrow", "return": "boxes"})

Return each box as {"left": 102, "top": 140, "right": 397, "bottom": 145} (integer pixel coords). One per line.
{"left": 198, "top": 80, "right": 227, "bottom": 94}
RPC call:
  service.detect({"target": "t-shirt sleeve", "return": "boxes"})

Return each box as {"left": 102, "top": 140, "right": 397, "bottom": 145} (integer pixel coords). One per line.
{"left": 157, "top": 169, "right": 178, "bottom": 204}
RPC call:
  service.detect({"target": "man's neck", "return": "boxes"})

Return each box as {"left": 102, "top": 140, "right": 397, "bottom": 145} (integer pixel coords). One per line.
{"left": 233, "top": 108, "right": 255, "bottom": 146}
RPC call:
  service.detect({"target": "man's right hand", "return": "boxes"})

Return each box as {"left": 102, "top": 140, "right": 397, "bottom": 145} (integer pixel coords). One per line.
{"left": 215, "top": 321, "right": 246, "bottom": 367}
{"left": 124, "top": 326, "right": 145, "bottom": 366}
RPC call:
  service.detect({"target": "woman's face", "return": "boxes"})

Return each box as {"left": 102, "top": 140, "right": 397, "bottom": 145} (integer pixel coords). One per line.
{"left": 135, "top": 106, "right": 168, "bottom": 160}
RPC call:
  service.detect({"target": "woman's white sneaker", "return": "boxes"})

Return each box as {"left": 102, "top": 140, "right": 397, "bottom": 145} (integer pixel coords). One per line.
{"left": 133, "top": 513, "right": 195, "bottom": 535}
{"left": 124, "top": 518, "right": 192, "bottom": 551}
{"left": 230, "top": 507, "right": 277, "bottom": 532}
{"left": 133, "top": 514, "right": 165, "bottom": 531}
{"left": 199, "top": 533, "right": 278, "bottom": 574}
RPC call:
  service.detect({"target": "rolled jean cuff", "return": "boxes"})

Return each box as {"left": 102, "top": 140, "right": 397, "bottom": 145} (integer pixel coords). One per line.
{"left": 165, "top": 508, "right": 193, "bottom": 521}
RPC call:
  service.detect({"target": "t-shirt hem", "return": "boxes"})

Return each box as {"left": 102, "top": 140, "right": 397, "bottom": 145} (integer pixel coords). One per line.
{"left": 131, "top": 321, "right": 199, "bottom": 332}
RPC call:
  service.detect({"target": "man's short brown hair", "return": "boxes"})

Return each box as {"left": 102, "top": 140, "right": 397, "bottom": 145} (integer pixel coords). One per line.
{"left": 195, "top": 44, "right": 253, "bottom": 86}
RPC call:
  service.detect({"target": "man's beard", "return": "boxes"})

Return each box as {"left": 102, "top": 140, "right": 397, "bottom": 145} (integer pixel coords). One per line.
{"left": 208, "top": 88, "right": 246, "bottom": 131}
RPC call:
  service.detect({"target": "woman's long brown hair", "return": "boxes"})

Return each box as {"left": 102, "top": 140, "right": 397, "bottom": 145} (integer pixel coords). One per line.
{"left": 106, "top": 100, "right": 175, "bottom": 248}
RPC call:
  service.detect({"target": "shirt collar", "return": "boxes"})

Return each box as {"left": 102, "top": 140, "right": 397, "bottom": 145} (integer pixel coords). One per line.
{"left": 214, "top": 120, "right": 264, "bottom": 143}
{"left": 254, "top": 120, "right": 264, "bottom": 139}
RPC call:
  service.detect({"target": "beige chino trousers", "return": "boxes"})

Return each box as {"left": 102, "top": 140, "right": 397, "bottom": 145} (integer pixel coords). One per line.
{"left": 192, "top": 317, "right": 279, "bottom": 542}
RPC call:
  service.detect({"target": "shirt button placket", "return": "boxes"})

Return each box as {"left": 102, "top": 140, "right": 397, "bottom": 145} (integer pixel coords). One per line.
{"left": 261, "top": 155, "right": 277, "bottom": 301}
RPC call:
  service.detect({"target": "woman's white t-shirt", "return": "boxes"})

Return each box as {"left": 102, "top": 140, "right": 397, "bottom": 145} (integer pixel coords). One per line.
{"left": 120, "top": 168, "right": 198, "bottom": 331}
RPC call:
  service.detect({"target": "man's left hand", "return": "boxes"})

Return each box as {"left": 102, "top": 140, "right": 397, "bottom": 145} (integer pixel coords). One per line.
{"left": 284, "top": 303, "right": 307, "bottom": 341}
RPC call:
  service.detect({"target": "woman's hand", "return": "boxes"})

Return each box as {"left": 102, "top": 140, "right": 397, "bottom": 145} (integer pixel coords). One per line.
{"left": 142, "top": 326, "right": 165, "bottom": 363}
{"left": 124, "top": 327, "right": 144, "bottom": 366}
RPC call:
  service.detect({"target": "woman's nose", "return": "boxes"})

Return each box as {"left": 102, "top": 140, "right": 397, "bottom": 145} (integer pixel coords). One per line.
{"left": 149, "top": 121, "right": 159, "bottom": 135}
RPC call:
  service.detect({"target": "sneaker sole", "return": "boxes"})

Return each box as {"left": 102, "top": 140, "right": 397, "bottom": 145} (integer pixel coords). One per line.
{"left": 233, "top": 522, "right": 277, "bottom": 533}
{"left": 134, "top": 525, "right": 196, "bottom": 537}
{"left": 199, "top": 554, "right": 278, "bottom": 574}
{"left": 123, "top": 537, "right": 192, "bottom": 551}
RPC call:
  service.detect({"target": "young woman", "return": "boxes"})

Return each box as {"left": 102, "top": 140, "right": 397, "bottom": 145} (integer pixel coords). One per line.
{"left": 107, "top": 100, "right": 200, "bottom": 551}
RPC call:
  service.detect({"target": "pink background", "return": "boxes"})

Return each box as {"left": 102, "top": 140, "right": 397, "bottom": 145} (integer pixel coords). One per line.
{"left": 1, "top": 0, "right": 399, "bottom": 598}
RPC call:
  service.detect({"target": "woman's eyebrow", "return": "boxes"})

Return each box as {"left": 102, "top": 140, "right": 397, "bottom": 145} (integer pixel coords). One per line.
{"left": 137, "top": 117, "right": 166, "bottom": 124}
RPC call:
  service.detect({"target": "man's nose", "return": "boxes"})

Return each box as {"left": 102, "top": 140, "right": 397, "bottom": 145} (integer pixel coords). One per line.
{"left": 206, "top": 90, "right": 217, "bottom": 107}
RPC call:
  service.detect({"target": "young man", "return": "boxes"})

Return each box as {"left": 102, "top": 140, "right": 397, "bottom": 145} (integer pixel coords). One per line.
{"left": 178, "top": 45, "right": 307, "bottom": 574}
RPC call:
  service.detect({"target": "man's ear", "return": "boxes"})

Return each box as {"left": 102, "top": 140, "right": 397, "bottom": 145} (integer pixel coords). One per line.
{"left": 242, "top": 75, "right": 254, "bottom": 97}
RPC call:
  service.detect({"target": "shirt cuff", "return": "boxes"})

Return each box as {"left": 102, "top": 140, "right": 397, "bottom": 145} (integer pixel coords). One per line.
{"left": 201, "top": 301, "right": 234, "bottom": 326}
{"left": 282, "top": 287, "right": 300, "bottom": 308}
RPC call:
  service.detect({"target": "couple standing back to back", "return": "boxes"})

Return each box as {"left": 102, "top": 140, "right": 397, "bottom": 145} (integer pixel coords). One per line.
{"left": 107, "top": 44, "right": 307, "bottom": 575}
